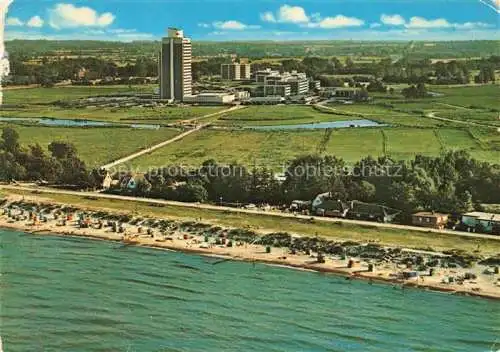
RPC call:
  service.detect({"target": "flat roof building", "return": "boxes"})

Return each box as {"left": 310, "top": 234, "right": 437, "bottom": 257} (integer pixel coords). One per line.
{"left": 253, "top": 69, "right": 309, "bottom": 97}
{"left": 183, "top": 92, "right": 235, "bottom": 105}
{"left": 221, "top": 63, "right": 251, "bottom": 81}
{"left": 159, "top": 28, "right": 192, "bottom": 101}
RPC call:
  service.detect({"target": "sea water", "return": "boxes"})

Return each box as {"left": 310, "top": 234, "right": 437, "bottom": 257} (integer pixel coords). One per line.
{"left": 0, "top": 229, "right": 499, "bottom": 351}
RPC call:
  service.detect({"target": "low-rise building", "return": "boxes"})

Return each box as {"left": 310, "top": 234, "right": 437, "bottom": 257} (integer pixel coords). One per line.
{"left": 234, "top": 90, "right": 250, "bottom": 101}
{"left": 412, "top": 212, "right": 449, "bottom": 229}
{"left": 245, "top": 96, "right": 285, "bottom": 105}
{"left": 347, "top": 201, "right": 400, "bottom": 223}
{"left": 309, "top": 80, "right": 321, "bottom": 91}
{"left": 118, "top": 175, "right": 141, "bottom": 191}
{"left": 254, "top": 69, "right": 281, "bottom": 83}
{"left": 262, "top": 84, "right": 291, "bottom": 97}
{"left": 312, "top": 193, "right": 349, "bottom": 218}
{"left": 183, "top": 92, "right": 235, "bottom": 105}
{"left": 461, "top": 212, "right": 500, "bottom": 234}
{"left": 101, "top": 172, "right": 113, "bottom": 190}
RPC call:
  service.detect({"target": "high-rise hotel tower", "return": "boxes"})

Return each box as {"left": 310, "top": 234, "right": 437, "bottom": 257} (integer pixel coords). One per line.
{"left": 159, "top": 28, "right": 192, "bottom": 101}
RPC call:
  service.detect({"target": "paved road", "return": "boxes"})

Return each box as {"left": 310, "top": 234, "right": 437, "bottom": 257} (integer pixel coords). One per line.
{"left": 318, "top": 101, "right": 498, "bottom": 130}
{"left": 2, "top": 184, "right": 499, "bottom": 241}
{"left": 426, "top": 112, "right": 498, "bottom": 129}
{"left": 101, "top": 106, "right": 243, "bottom": 169}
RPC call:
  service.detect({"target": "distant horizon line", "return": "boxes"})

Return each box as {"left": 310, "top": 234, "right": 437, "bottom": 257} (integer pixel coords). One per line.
{"left": 5, "top": 38, "right": 500, "bottom": 43}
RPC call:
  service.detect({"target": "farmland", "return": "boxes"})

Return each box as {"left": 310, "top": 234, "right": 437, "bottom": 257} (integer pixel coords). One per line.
{"left": 219, "top": 104, "right": 449, "bottom": 128}
{"left": 126, "top": 127, "right": 499, "bottom": 171}
{"left": 1, "top": 75, "right": 498, "bottom": 173}
{"left": 3, "top": 85, "right": 154, "bottom": 105}
{"left": 1, "top": 105, "right": 226, "bottom": 124}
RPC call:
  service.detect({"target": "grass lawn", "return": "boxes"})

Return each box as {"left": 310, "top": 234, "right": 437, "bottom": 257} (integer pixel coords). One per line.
{"left": 385, "top": 129, "right": 443, "bottom": 160}
{"left": 4, "top": 189, "right": 499, "bottom": 255}
{"left": 128, "top": 127, "right": 499, "bottom": 171}
{"left": 127, "top": 129, "right": 325, "bottom": 171}
{"left": 219, "top": 104, "right": 449, "bottom": 128}
{"left": 2, "top": 85, "right": 226, "bottom": 124}
{"left": 0, "top": 105, "right": 225, "bottom": 124}
{"left": 431, "top": 85, "right": 500, "bottom": 110}
{"left": 437, "top": 110, "right": 500, "bottom": 126}
{"left": 2, "top": 124, "right": 182, "bottom": 168}
{"left": 3, "top": 85, "right": 155, "bottom": 105}
{"left": 325, "top": 103, "right": 447, "bottom": 127}
{"left": 216, "top": 105, "right": 351, "bottom": 127}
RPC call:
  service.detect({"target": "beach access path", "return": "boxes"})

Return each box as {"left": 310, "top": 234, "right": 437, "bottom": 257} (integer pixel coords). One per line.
{"left": 100, "top": 105, "right": 243, "bottom": 169}
{"left": 2, "top": 184, "right": 499, "bottom": 242}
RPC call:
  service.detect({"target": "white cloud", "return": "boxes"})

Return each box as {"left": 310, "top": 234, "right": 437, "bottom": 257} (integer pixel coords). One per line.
{"left": 380, "top": 14, "right": 405, "bottom": 26}
{"left": 307, "top": 15, "right": 364, "bottom": 28}
{"left": 262, "top": 5, "right": 363, "bottom": 29}
{"left": 212, "top": 20, "right": 260, "bottom": 30}
{"left": 5, "top": 28, "right": 154, "bottom": 42}
{"left": 49, "top": 3, "right": 115, "bottom": 29}
{"left": 370, "top": 23, "right": 381, "bottom": 28}
{"left": 260, "top": 11, "right": 276, "bottom": 23}
{"left": 277, "top": 5, "right": 309, "bottom": 23}
{"left": 378, "top": 14, "right": 492, "bottom": 30}
{"left": 97, "top": 13, "right": 115, "bottom": 27}
{"left": 6, "top": 17, "right": 23, "bottom": 26}
{"left": 406, "top": 16, "right": 451, "bottom": 28}
{"left": 198, "top": 23, "right": 211, "bottom": 28}
{"left": 27, "top": 16, "right": 44, "bottom": 28}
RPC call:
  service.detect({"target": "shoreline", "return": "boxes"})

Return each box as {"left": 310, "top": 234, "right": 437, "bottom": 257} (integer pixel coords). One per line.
{"left": 2, "top": 222, "right": 499, "bottom": 300}
{"left": 1, "top": 194, "right": 499, "bottom": 301}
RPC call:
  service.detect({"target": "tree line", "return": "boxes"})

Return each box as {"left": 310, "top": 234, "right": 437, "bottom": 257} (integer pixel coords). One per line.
{"left": 112, "top": 151, "right": 500, "bottom": 218}
{"left": 0, "top": 127, "right": 101, "bottom": 188}
{"left": 8, "top": 49, "right": 499, "bottom": 88}
{"left": 7, "top": 55, "right": 158, "bottom": 87}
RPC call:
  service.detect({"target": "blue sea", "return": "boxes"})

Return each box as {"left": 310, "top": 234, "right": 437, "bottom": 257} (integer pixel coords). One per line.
{"left": 1, "top": 229, "right": 499, "bottom": 351}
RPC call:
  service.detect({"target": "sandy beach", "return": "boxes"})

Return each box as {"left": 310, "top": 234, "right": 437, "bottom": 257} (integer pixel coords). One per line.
{"left": 1, "top": 194, "right": 499, "bottom": 300}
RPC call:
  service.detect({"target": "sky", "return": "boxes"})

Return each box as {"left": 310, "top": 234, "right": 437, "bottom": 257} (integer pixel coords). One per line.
{"left": 4, "top": 0, "right": 500, "bottom": 41}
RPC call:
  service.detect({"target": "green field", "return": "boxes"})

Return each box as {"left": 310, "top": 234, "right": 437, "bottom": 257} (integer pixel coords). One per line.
{"left": 431, "top": 85, "right": 500, "bottom": 111}
{"left": 3, "top": 85, "right": 154, "bottom": 105}
{"left": 217, "top": 105, "right": 352, "bottom": 126}
{"left": 2, "top": 86, "right": 225, "bottom": 124}
{"left": 126, "top": 127, "right": 499, "bottom": 171}
{"left": 324, "top": 103, "right": 447, "bottom": 127}
{"left": 218, "top": 104, "right": 449, "bottom": 128}
{"left": 1, "top": 124, "right": 181, "bottom": 168}
{"left": 1, "top": 105, "right": 225, "bottom": 124}
{"left": 341, "top": 85, "right": 499, "bottom": 128}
